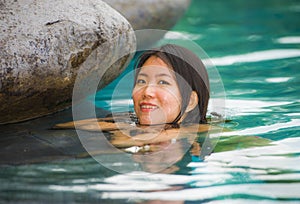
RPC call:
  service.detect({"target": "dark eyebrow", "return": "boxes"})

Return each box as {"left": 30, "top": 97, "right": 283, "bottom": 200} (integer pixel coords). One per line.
{"left": 156, "top": 73, "right": 173, "bottom": 78}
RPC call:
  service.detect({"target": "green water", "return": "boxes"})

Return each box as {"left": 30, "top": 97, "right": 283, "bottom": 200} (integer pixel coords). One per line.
{"left": 1, "top": 0, "right": 300, "bottom": 203}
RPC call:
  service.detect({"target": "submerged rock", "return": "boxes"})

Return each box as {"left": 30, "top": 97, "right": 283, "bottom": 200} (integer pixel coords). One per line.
{"left": 0, "top": 0, "right": 135, "bottom": 124}
{"left": 0, "top": 108, "right": 86, "bottom": 165}
{"left": 103, "top": 0, "right": 191, "bottom": 30}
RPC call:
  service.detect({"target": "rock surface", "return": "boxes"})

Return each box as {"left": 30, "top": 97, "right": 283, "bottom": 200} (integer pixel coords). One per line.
{"left": 103, "top": 0, "right": 191, "bottom": 30}
{"left": 0, "top": 0, "right": 135, "bottom": 124}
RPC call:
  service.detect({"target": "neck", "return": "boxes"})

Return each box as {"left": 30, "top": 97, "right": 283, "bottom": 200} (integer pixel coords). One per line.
{"left": 136, "top": 122, "right": 180, "bottom": 130}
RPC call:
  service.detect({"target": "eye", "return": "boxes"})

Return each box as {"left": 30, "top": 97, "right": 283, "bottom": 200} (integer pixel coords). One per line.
{"left": 136, "top": 79, "right": 146, "bottom": 84}
{"left": 158, "top": 80, "right": 170, "bottom": 85}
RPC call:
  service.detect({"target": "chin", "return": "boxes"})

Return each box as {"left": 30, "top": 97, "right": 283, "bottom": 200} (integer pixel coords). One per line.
{"left": 139, "top": 121, "right": 154, "bottom": 126}
{"left": 138, "top": 118, "right": 160, "bottom": 126}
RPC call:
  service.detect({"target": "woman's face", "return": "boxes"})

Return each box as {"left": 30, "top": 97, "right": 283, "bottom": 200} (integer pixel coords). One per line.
{"left": 132, "top": 56, "right": 182, "bottom": 125}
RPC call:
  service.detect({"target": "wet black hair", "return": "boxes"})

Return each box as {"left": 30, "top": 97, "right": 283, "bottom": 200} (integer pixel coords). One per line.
{"left": 134, "top": 44, "right": 210, "bottom": 125}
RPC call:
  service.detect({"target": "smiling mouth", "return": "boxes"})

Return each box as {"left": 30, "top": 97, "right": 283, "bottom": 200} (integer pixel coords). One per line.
{"left": 140, "top": 104, "right": 158, "bottom": 112}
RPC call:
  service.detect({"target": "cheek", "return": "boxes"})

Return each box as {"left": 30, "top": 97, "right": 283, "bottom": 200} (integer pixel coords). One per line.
{"left": 158, "top": 90, "right": 181, "bottom": 109}
{"left": 132, "top": 88, "right": 142, "bottom": 102}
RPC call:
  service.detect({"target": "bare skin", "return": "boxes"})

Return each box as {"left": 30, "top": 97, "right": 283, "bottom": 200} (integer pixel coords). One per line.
{"left": 53, "top": 117, "right": 210, "bottom": 149}
{"left": 53, "top": 116, "right": 210, "bottom": 173}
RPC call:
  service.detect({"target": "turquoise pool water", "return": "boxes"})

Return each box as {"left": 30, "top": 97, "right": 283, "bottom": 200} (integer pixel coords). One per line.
{"left": 1, "top": 0, "right": 300, "bottom": 203}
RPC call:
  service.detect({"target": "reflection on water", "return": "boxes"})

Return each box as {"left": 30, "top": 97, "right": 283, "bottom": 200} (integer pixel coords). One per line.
{"left": 276, "top": 36, "right": 300, "bottom": 44}
{"left": 1, "top": 135, "right": 299, "bottom": 203}
{"left": 101, "top": 137, "right": 300, "bottom": 202}
{"left": 204, "top": 49, "right": 300, "bottom": 66}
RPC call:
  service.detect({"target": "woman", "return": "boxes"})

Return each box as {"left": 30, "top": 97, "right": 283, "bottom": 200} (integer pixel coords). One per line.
{"left": 132, "top": 44, "right": 210, "bottom": 127}
{"left": 54, "top": 44, "right": 211, "bottom": 151}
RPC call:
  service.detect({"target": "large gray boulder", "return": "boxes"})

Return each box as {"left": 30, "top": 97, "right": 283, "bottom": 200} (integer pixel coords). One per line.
{"left": 103, "top": 0, "right": 191, "bottom": 30}
{"left": 0, "top": 0, "right": 135, "bottom": 124}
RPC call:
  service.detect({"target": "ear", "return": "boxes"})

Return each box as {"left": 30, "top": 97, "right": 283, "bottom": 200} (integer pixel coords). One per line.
{"left": 185, "top": 91, "right": 198, "bottom": 113}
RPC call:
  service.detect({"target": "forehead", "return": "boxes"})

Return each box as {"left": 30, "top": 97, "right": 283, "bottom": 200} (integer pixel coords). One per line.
{"left": 138, "top": 56, "right": 175, "bottom": 75}
{"left": 142, "top": 55, "right": 169, "bottom": 67}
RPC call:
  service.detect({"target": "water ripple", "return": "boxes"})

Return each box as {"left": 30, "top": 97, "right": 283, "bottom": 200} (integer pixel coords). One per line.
{"left": 101, "top": 183, "right": 300, "bottom": 201}
{"left": 215, "top": 119, "right": 300, "bottom": 136}
{"left": 276, "top": 36, "right": 300, "bottom": 44}
{"left": 206, "top": 49, "right": 300, "bottom": 66}
{"left": 99, "top": 137, "right": 300, "bottom": 202}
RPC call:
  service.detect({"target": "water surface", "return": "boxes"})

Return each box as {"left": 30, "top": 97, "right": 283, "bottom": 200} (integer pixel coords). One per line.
{"left": 1, "top": 0, "right": 300, "bottom": 203}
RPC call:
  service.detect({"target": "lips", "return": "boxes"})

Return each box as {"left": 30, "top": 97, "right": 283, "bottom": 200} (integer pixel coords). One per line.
{"left": 140, "top": 102, "right": 158, "bottom": 112}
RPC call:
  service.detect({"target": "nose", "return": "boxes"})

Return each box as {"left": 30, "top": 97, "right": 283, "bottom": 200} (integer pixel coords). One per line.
{"left": 142, "top": 84, "right": 156, "bottom": 98}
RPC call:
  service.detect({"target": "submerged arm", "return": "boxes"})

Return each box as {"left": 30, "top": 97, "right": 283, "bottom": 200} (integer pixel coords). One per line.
{"left": 53, "top": 118, "right": 130, "bottom": 132}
